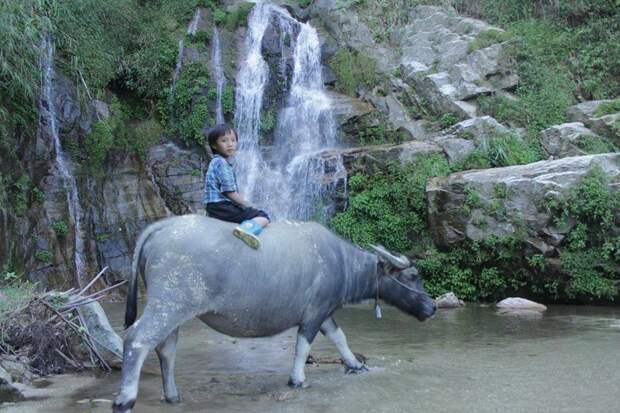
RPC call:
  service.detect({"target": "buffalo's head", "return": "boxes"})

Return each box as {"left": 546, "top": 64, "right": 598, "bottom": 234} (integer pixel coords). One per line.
{"left": 370, "top": 245, "right": 436, "bottom": 321}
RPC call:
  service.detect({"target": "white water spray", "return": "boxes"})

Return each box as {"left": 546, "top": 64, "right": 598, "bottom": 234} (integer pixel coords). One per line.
{"left": 40, "top": 36, "right": 86, "bottom": 286}
{"left": 234, "top": 4, "right": 345, "bottom": 220}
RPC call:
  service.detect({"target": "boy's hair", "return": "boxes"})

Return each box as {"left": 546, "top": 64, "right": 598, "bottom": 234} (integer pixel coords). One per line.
{"left": 207, "top": 123, "right": 237, "bottom": 154}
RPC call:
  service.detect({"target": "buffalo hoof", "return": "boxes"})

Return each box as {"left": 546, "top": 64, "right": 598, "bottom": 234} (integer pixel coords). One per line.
{"left": 163, "top": 395, "right": 181, "bottom": 404}
{"left": 345, "top": 364, "right": 369, "bottom": 375}
{"left": 287, "top": 379, "right": 309, "bottom": 389}
{"left": 112, "top": 400, "right": 135, "bottom": 413}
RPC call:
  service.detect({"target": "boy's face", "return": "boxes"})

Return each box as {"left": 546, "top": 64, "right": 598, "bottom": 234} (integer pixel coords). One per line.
{"left": 212, "top": 131, "right": 237, "bottom": 158}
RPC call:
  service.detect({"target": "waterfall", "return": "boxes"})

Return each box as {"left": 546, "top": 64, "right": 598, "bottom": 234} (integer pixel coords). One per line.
{"left": 234, "top": 4, "right": 345, "bottom": 221}
{"left": 172, "top": 8, "right": 203, "bottom": 88}
{"left": 40, "top": 36, "right": 87, "bottom": 286}
{"left": 212, "top": 27, "right": 225, "bottom": 124}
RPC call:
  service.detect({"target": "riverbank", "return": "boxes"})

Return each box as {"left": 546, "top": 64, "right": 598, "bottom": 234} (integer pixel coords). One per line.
{"left": 3, "top": 302, "right": 620, "bottom": 413}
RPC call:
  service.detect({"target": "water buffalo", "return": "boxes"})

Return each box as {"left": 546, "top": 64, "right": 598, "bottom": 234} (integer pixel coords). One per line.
{"left": 113, "top": 215, "right": 435, "bottom": 412}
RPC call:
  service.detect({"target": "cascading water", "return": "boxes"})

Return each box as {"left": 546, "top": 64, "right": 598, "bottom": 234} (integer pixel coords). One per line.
{"left": 211, "top": 26, "right": 226, "bottom": 124}
{"left": 172, "top": 9, "right": 203, "bottom": 89}
{"left": 234, "top": 3, "right": 345, "bottom": 221}
{"left": 40, "top": 36, "right": 86, "bottom": 286}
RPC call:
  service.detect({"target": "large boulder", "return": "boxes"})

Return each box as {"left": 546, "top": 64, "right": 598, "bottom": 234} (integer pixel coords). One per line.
{"left": 431, "top": 116, "right": 512, "bottom": 165}
{"left": 540, "top": 122, "right": 615, "bottom": 158}
{"left": 426, "top": 153, "right": 620, "bottom": 254}
{"left": 399, "top": 6, "right": 518, "bottom": 119}
{"left": 566, "top": 100, "right": 620, "bottom": 145}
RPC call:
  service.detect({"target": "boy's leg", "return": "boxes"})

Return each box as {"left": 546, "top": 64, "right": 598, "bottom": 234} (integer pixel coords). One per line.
{"left": 233, "top": 208, "right": 270, "bottom": 249}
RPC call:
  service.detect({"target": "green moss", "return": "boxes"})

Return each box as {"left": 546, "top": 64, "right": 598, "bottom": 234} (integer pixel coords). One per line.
{"left": 468, "top": 28, "right": 512, "bottom": 52}
{"left": 12, "top": 174, "right": 31, "bottom": 216}
{"left": 222, "top": 84, "right": 235, "bottom": 117}
{"left": 84, "top": 120, "right": 114, "bottom": 171}
{"left": 188, "top": 30, "right": 210, "bottom": 45}
{"left": 260, "top": 109, "right": 276, "bottom": 136}
{"left": 329, "top": 48, "right": 379, "bottom": 96}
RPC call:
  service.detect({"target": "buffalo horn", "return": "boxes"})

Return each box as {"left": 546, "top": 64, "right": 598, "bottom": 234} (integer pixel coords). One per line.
{"left": 369, "top": 244, "right": 410, "bottom": 269}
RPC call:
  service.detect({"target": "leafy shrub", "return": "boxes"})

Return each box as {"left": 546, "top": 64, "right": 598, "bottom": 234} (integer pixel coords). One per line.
{"left": 51, "top": 220, "right": 69, "bottom": 237}
{"left": 331, "top": 155, "right": 450, "bottom": 252}
{"left": 35, "top": 250, "right": 53, "bottom": 264}
{"left": 439, "top": 113, "right": 458, "bottom": 129}
{"left": 84, "top": 121, "right": 114, "bottom": 171}
{"left": 550, "top": 166, "right": 620, "bottom": 299}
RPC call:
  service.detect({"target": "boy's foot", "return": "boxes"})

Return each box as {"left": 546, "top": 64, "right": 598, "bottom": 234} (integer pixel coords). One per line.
{"left": 233, "top": 221, "right": 261, "bottom": 249}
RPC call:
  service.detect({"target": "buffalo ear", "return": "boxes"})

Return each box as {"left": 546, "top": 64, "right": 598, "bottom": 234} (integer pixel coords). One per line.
{"left": 369, "top": 244, "right": 410, "bottom": 269}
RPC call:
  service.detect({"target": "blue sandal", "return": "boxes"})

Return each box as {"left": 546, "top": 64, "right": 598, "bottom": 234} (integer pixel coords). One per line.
{"left": 233, "top": 220, "right": 263, "bottom": 249}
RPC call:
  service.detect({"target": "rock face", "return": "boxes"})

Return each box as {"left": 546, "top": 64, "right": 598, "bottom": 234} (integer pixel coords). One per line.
{"left": 540, "top": 122, "right": 609, "bottom": 158}
{"left": 147, "top": 143, "right": 207, "bottom": 215}
{"left": 399, "top": 6, "right": 518, "bottom": 119}
{"left": 566, "top": 100, "right": 620, "bottom": 145}
{"left": 320, "top": 140, "right": 443, "bottom": 176}
{"left": 427, "top": 153, "right": 620, "bottom": 255}
{"left": 309, "top": 0, "right": 398, "bottom": 73}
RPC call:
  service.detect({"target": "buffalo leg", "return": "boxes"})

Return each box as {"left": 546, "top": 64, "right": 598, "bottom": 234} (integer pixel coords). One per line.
{"left": 155, "top": 327, "right": 180, "bottom": 403}
{"left": 288, "top": 326, "right": 319, "bottom": 388}
{"left": 320, "top": 317, "right": 368, "bottom": 374}
{"left": 113, "top": 303, "right": 186, "bottom": 413}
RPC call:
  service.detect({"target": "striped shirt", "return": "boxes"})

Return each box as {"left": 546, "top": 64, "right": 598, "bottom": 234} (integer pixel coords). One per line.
{"left": 204, "top": 154, "right": 238, "bottom": 204}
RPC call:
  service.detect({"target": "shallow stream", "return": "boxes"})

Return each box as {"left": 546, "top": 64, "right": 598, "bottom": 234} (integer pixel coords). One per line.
{"left": 4, "top": 303, "right": 620, "bottom": 413}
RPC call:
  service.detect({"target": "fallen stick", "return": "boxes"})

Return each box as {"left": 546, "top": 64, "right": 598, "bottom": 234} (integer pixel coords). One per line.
{"left": 76, "top": 266, "right": 109, "bottom": 297}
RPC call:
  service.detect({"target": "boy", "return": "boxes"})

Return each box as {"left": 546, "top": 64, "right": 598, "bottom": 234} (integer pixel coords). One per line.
{"left": 204, "top": 123, "right": 270, "bottom": 249}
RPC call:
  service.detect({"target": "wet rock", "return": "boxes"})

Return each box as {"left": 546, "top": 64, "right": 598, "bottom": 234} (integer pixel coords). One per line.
{"left": 427, "top": 153, "right": 620, "bottom": 251}
{"left": 76, "top": 301, "right": 123, "bottom": 368}
{"left": 436, "top": 292, "right": 465, "bottom": 308}
{"left": 497, "top": 297, "right": 547, "bottom": 312}
{"left": 0, "top": 365, "right": 25, "bottom": 402}
{"left": 540, "top": 122, "right": 608, "bottom": 158}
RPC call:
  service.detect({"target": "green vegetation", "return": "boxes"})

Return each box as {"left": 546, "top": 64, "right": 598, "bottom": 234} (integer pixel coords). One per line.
{"left": 331, "top": 155, "right": 450, "bottom": 252}
{"left": 468, "top": 28, "right": 512, "bottom": 52}
{"left": 35, "top": 250, "right": 53, "bottom": 264}
{"left": 550, "top": 166, "right": 620, "bottom": 299}
{"left": 223, "top": 2, "right": 255, "bottom": 30}
{"left": 164, "top": 63, "right": 212, "bottom": 147}
{"left": 439, "top": 113, "right": 458, "bottom": 129}
{"left": 51, "top": 220, "right": 69, "bottom": 237}
{"left": 329, "top": 49, "right": 379, "bottom": 96}
{"left": 574, "top": 135, "right": 618, "bottom": 155}
{"left": 595, "top": 100, "right": 620, "bottom": 117}
{"left": 453, "top": 132, "right": 541, "bottom": 171}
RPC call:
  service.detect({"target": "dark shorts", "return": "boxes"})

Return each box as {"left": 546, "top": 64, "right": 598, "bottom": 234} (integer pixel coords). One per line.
{"left": 206, "top": 201, "right": 270, "bottom": 224}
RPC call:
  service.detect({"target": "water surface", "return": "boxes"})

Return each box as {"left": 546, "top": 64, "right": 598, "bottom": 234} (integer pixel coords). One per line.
{"left": 4, "top": 303, "right": 620, "bottom": 413}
